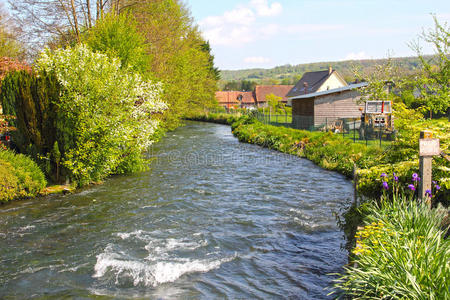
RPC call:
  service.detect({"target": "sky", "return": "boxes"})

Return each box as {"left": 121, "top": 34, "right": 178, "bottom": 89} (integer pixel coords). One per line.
{"left": 186, "top": 0, "right": 450, "bottom": 70}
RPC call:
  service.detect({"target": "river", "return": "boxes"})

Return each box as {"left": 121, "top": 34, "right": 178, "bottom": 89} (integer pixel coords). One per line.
{"left": 0, "top": 121, "right": 353, "bottom": 299}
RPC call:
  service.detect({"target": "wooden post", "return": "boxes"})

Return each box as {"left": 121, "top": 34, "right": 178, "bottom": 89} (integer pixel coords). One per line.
{"left": 419, "top": 131, "right": 440, "bottom": 206}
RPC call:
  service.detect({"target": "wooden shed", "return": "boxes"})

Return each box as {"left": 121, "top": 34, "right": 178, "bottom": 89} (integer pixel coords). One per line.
{"left": 288, "top": 82, "right": 368, "bottom": 129}
{"left": 286, "top": 67, "right": 368, "bottom": 129}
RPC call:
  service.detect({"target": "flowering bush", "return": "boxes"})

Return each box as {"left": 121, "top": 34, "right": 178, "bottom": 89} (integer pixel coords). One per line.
{"left": 0, "top": 57, "right": 31, "bottom": 83}
{"left": 36, "top": 44, "right": 166, "bottom": 185}
{"left": 332, "top": 171, "right": 448, "bottom": 298}
{"left": 333, "top": 195, "right": 449, "bottom": 299}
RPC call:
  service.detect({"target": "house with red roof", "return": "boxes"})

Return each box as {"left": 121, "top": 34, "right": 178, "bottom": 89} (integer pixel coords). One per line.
{"left": 216, "top": 84, "right": 294, "bottom": 109}
{"left": 254, "top": 85, "right": 294, "bottom": 106}
{"left": 215, "top": 91, "right": 256, "bottom": 109}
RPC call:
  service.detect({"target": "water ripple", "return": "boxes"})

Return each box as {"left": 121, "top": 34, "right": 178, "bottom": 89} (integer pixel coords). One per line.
{"left": 0, "top": 121, "right": 352, "bottom": 299}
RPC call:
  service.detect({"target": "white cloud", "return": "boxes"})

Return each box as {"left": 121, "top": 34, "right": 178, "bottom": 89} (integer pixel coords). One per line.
{"left": 251, "top": 0, "right": 283, "bottom": 17}
{"left": 199, "top": 7, "right": 255, "bottom": 27}
{"left": 244, "top": 56, "right": 271, "bottom": 64}
{"left": 198, "top": 1, "right": 283, "bottom": 46}
{"left": 343, "top": 51, "right": 372, "bottom": 61}
{"left": 260, "top": 24, "right": 280, "bottom": 37}
{"left": 202, "top": 26, "right": 254, "bottom": 46}
{"left": 198, "top": 1, "right": 342, "bottom": 47}
{"left": 286, "top": 24, "right": 346, "bottom": 34}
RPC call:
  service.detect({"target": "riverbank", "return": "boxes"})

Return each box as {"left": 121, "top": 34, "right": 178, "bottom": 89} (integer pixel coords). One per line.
{"left": 334, "top": 194, "right": 449, "bottom": 298}
{"left": 0, "top": 121, "right": 353, "bottom": 298}
{"left": 0, "top": 148, "right": 80, "bottom": 204}
{"left": 187, "top": 113, "right": 450, "bottom": 298}
{"left": 0, "top": 149, "right": 46, "bottom": 203}
{"left": 188, "top": 113, "right": 449, "bottom": 201}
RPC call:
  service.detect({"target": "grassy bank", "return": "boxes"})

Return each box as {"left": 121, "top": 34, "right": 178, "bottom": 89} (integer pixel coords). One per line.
{"left": 191, "top": 113, "right": 448, "bottom": 201}
{"left": 0, "top": 149, "right": 47, "bottom": 203}
{"left": 185, "top": 112, "right": 241, "bottom": 125}
{"left": 189, "top": 112, "right": 449, "bottom": 297}
{"left": 191, "top": 114, "right": 450, "bottom": 299}
{"left": 333, "top": 195, "right": 449, "bottom": 299}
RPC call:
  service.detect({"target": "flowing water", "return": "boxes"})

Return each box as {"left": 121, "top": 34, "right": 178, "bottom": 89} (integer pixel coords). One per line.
{"left": 0, "top": 121, "right": 353, "bottom": 299}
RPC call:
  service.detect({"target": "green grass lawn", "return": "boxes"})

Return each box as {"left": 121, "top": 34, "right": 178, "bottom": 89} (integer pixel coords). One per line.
{"left": 257, "top": 114, "right": 292, "bottom": 124}
{"left": 341, "top": 129, "right": 392, "bottom": 148}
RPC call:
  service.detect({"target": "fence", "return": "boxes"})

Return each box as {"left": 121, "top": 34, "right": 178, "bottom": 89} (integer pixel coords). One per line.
{"left": 206, "top": 109, "right": 394, "bottom": 147}
{"left": 258, "top": 113, "right": 394, "bottom": 147}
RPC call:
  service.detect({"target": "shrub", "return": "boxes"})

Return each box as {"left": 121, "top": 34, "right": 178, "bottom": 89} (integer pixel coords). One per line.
{"left": 332, "top": 196, "right": 449, "bottom": 299}
{"left": 0, "top": 149, "right": 46, "bottom": 203}
{"left": 36, "top": 44, "right": 166, "bottom": 186}
{"left": 0, "top": 44, "right": 167, "bottom": 187}
{"left": 185, "top": 112, "right": 242, "bottom": 125}
{"left": 0, "top": 70, "right": 60, "bottom": 156}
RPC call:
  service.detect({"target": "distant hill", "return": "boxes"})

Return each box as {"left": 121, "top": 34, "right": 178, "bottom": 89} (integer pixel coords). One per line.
{"left": 219, "top": 56, "right": 426, "bottom": 89}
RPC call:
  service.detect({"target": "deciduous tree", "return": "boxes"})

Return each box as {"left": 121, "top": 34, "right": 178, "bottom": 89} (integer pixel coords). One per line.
{"left": 121, "top": 0, "right": 219, "bottom": 129}
{"left": 409, "top": 16, "right": 449, "bottom": 117}
{"left": 7, "top": 0, "right": 112, "bottom": 56}
{"left": 0, "top": 4, "right": 23, "bottom": 59}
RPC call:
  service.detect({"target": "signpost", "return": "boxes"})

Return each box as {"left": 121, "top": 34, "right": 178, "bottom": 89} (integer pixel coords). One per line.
{"left": 419, "top": 131, "right": 440, "bottom": 206}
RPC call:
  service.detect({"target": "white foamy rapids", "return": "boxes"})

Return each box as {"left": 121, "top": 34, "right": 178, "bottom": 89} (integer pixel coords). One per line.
{"left": 116, "top": 230, "right": 147, "bottom": 240}
{"left": 93, "top": 246, "right": 236, "bottom": 287}
{"left": 116, "top": 231, "right": 208, "bottom": 257}
{"left": 145, "top": 238, "right": 208, "bottom": 257}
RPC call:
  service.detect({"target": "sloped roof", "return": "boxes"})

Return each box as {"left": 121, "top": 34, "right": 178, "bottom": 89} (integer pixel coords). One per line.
{"left": 287, "top": 70, "right": 345, "bottom": 98}
{"left": 215, "top": 91, "right": 256, "bottom": 104}
{"left": 254, "top": 85, "right": 294, "bottom": 102}
{"left": 288, "top": 82, "right": 368, "bottom": 100}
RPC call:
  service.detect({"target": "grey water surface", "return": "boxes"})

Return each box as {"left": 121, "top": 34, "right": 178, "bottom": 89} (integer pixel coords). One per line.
{"left": 0, "top": 121, "right": 353, "bottom": 299}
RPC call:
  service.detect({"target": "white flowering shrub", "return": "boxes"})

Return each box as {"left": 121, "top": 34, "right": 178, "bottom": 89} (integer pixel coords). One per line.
{"left": 36, "top": 44, "right": 166, "bottom": 185}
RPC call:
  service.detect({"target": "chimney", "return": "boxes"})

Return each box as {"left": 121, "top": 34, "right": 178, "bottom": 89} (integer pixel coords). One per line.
{"left": 303, "top": 82, "right": 308, "bottom": 94}
{"left": 328, "top": 66, "right": 332, "bottom": 74}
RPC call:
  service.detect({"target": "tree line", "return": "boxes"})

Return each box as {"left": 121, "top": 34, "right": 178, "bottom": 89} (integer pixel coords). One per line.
{"left": 220, "top": 17, "right": 449, "bottom": 118}
{"left": 0, "top": 0, "right": 220, "bottom": 187}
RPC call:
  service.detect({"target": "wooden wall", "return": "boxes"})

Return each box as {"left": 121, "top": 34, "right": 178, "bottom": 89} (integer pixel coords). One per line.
{"left": 314, "top": 90, "right": 364, "bottom": 126}
{"left": 292, "top": 98, "right": 314, "bottom": 129}
{"left": 292, "top": 98, "right": 314, "bottom": 116}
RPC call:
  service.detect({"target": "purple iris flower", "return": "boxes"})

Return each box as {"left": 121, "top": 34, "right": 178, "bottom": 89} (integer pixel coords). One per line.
{"left": 380, "top": 173, "right": 387, "bottom": 178}
{"left": 394, "top": 175, "right": 399, "bottom": 182}
{"left": 382, "top": 182, "right": 389, "bottom": 190}
{"left": 408, "top": 184, "right": 416, "bottom": 191}
{"left": 412, "top": 173, "right": 419, "bottom": 181}
{"left": 436, "top": 185, "right": 441, "bottom": 190}
{"left": 433, "top": 181, "right": 437, "bottom": 185}
{"left": 425, "top": 189, "right": 432, "bottom": 197}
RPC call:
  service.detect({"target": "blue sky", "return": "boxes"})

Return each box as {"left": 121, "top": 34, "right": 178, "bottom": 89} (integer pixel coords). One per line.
{"left": 186, "top": 0, "right": 450, "bottom": 70}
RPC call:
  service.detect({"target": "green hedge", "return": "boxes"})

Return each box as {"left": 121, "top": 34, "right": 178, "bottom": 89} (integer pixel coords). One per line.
{"left": 0, "top": 150, "right": 46, "bottom": 203}
{"left": 232, "top": 118, "right": 448, "bottom": 201}
{"left": 191, "top": 113, "right": 449, "bottom": 201}
{"left": 185, "top": 112, "right": 241, "bottom": 125}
